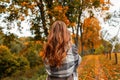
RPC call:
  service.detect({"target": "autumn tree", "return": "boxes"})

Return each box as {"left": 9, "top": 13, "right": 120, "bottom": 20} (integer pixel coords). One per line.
{"left": 82, "top": 16, "right": 101, "bottom": 54}
{"left": 0, "top": 0, "right": 71, "bottom": 40}
{"left": 0, "top": 0, "right": 48, "bottom": 41}
{"left": 47, "top": 1, "right": 70, "bottom": 25}
{"left": 78, "top": 0, "right": 111, "bottom": 55}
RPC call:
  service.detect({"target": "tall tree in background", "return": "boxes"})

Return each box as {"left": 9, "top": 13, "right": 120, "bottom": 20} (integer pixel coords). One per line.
{"left": 0, "top": 0, "right": 49, "bottom": 41}
{"left": 82, "top": 16, "right": 101, "bottom": 53}
{"left": 78, "top": 0, "right": 111, "bottom": 55}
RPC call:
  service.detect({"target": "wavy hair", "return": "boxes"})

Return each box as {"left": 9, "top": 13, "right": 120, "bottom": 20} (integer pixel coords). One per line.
{"left": 43, "top": 21, "right": 70, "bottom": 67}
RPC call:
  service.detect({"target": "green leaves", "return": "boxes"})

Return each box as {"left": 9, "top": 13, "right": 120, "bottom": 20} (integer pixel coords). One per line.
{"left": 92, "top": 0, "right": 100, "bottom": 8}
{"left": 0, "top": 45, "right": 30, "bottom": 78}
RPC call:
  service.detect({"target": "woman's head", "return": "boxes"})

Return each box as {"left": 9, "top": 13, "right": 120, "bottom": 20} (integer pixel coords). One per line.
{"left": 43, "top": 21, "right": 70, "bottom": 67}
{"left": 48, "top": 21, "right": 70, "bottom": 44}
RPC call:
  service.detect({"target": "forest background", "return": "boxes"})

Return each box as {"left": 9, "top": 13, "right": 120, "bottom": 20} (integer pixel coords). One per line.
{"left": 0, "top": 0, "right": 120, "bottom": 80}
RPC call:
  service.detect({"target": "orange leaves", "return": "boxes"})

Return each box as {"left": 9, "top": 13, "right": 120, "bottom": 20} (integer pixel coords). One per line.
{"left": 78, "top": 54, "right": 120, "bottom": 80}
{"left": 78, "top": 55, "right": 96, "bottom": 80}
{"left": 21, "top": 2, "right": 36, "bottom": 9}
{"left": 102, "top": 6, "right": 109, "bottom": 10}
{"left": 21, "top": 2, "right": 29, "bottom": 6}
{"left": 82, "top": 17, "right": 101, "bottom": 49}
{"left": 39, "top": 51, "right": 44, "bottom": 57}
{"left": 70, "top": 22, "right": 76, "bottom": 27}
{"left": 64, "top": 19, "right": 70, "bottom": 26}
{"left": 54, "top": 6, "right": 63, "bottom": 13}
{"left": 27, "top": 5, "right": 34, "bottom": 9}
{"left": 99, "top": 54, "right": 120, "bottom": 79}
{"left": 100, "top": 0, "right": 110, "bottom": 11}
{"left": 54, "top": 6, "right": 68, "bottom": 13}
{"left": 51, "top": 5, "right": 70, "bottom": 26}
{"left": 35, "top": 41, "right": 42, "bottom": 44}
{"left": 100, "top": 0, "right": 104, "bottom": 4}
{"left": 24, "top": 42, "right": 29, "bottom": 46}
{"left": 53, "top": 6, "right": 68, "bottom": 14}
{"left": 18, "top": 16, "right": 25, "bottom": 21}
{"left": 100, "top": 0, "right": 110, "bottom": 4}
{"left": 83, "top": 17, "right": 101, "bottom": 32}
{"left": 72, "top": 34, "right": 76, "bottom": 38}
{"left": 83, "top": 18, "right": 91, "bottom": 27}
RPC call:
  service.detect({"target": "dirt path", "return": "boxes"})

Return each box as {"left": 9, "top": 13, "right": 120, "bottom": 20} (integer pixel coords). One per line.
{"left": 78, "top": 55, "right": 93, "bottom": 75}
{"left": 94, "top": 55, "right": 108, "bottom": 80}
{"left": 78, "top": 55, "right": 108, "bottom": 80}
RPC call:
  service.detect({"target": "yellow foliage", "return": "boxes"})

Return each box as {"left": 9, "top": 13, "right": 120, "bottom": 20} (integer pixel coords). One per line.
{"left": 18, "top": 16, "right": 25, "bottom": 21}
{"left": 64, "top": 6, "right": 69, "bottom": 11}
{"left": 83, "top": 18, "right": 91, "bottom": 27}
{"left": 82, "top": 17, "right": 101, "bottom": 49}
{"left": 72, "top": 34, "right": 76, "bottom": 38}
{"left": 102, "top": 7, "right": 109, "bottom": 10}
{"left": 24, "top": 42, "right": 29, "bottom": 46}
{"left": 28, "top": 5, "right": 34, "bottom": 9}
{"left": 0, "top": 45, "right": 9, "bottom": 53}
{"left": 78, "top": 54, "right": 120, "bottom": 79}
{"left": 51, "top": 5, "right": 70, "bottom": 26}
{"left": 54, "top": 6, "right": 63, "bottom": 13}
{"left": 5, "top": 0, "right": 10, "bottom": 3}
{"left": 21, "top": 2, "right": 29, "bottom": 6}
{"left": 39, "top": 51, "right": 44, "bottom": 57}
{"left": 100, "top": 0, "right": 111, "bottom": 4}
{"left": 70, "top": 22, "right": 76, "bottom": 27}
{"left": 35, "top": 41, "right": 42, "bottom": 45}
{"left": 100, "top": 0, "right": 104, "bottom": 4}
{"left": 64, "top": 17, "right": 70, "bottom": 26}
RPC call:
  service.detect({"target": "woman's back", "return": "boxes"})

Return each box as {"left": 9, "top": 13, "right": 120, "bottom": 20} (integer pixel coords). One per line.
{"left": 42, "top": 21, "right": 82, "bottom": 80}
{"left": 44, "top": 44, "right": 81, "bottom": 77}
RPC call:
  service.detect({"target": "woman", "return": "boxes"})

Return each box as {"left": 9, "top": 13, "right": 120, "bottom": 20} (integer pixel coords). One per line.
{"left": 42, "top": 21, "right": 82, "bottom": 80}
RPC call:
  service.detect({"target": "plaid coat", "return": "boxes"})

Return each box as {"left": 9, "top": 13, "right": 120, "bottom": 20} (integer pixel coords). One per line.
{"left": 44, "top": 44, "right": 82, "bottom": 80}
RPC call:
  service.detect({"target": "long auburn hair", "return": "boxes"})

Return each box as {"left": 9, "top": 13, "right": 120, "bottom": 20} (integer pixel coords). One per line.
{"left": 43, "top": 21, "right": 70, "bottom": 67}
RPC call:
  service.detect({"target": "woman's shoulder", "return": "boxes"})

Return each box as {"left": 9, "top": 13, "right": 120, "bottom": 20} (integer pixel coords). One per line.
{"left": 71, "top": 44, "right": 78, "bottom": 54}
{"left": 67, "top": 44, "right": 78, "bottom": 55}
{"left": 71, "top": 44, "right": 77, "bottom": 49}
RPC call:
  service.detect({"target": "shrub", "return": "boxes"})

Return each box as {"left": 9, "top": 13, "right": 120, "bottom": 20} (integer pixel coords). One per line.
{"left": 0, "top": 45, "right": 30, "bottom": 78}
{"left": 24, "top": 47, "right": 42, "bottom": 68}
{"left": 23, "top": 41, "right": 43, "bottom": 68}
{"left": 10, "top": 41, "right": 24, "bottom": 54}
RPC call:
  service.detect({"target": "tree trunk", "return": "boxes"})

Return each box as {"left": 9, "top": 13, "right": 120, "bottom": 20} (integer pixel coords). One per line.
{"left": 80, "top": 23, "right": 84, "bottom": 56}
{"left": 77, "top": 0, "right": 84, "bottom": 56}
{"left": 76, "top": 3, "right": 83, "bottom": 46}
{"left": 115, "top": 52, "right": 118, "bottom": 64}
{"left": 71, "top": 26, "right": 75, "bottom": 35}
{"left": 37, "top": 0, "right": 48, "bottom": 37}
{"left": 75, "top": 8, "right": 80, "bottom": 47}
{"left": 106, "top": 53, "right": 108, "bottom": 58}
{"left": 109, "top": 52, "right": 111, "bottom": 60}
{"left": 45, "top": 0, "right": 53, "bottom": 25}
